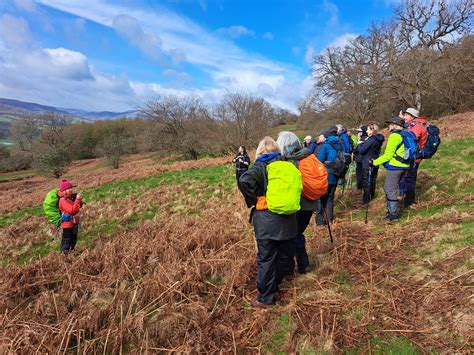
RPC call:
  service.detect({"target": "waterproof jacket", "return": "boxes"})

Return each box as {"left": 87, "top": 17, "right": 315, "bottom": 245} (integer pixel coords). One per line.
{"left": 317, "top": 135, "right": 342, "bottom": 184}
{"left": 305, "top": 139, "right": 318, "bottom": 154}
{"left": 338, "top": 130, "right": 353, "bottom": 154}
{"left": 354, "top": 134, "right": 368, "bottom": 163}
{"left": 58, "top": 192, "right": 82, "bottom": 229}
{"left": 373, "top": 130, "right": 410, "bottom": 170}
{"left": 238, "top": 153, "right": 297, "bottom": 241}
{"left": 407, "top": 117, "right": 428, "bottom": 163}
{"left": 357, "top": 134, "right": 385, "bottom": 168}
{"left": 233, "top": 152, "right": 251, "bottom": 171}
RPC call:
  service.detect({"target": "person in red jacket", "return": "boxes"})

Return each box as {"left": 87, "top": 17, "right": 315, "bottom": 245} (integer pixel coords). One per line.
{"left": 400, "top": 108, "right": 428, "bottom": 207}
{"left": 58, "top": 179, "right": 83, "bottom": 254}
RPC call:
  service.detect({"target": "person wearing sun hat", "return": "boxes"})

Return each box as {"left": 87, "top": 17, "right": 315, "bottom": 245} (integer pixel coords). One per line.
{"left": 58, "top": 179, "right": 83, "bottom": 254}
{"left": 370, "top": 117, "right": 410, "bottom": 222}
{"left": 399, "top": 107, "right": 428, "bottom": 207}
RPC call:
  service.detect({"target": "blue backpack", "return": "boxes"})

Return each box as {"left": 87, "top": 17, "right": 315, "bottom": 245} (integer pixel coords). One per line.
{"left": 395, "top": 130, "right": 418, "bottom": 167}
{"left": 415, "top": 125, "right": 441, "bottom": 159}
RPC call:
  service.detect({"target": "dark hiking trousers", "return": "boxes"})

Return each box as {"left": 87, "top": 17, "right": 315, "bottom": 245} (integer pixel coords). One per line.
{"left": 356, "top": 161, "right": 364, "bottom": 190}
{"left": 362, "top": 167, "right": 378, "bottom": 204}
{"left": 404, "top": 163, "right": 419, "bottom": 207}
{"left": 61, "top": 225, "right": 78, "bottom": 253}
{"left": 316, "top": 184, "right": 337, "bottom": 225}
{"left": 256, "top": 238, "right": 295, "bottom": 305}
{"left": 384, "top": 170, "right": 405, "bottom": 218}
{"left": 236, "top": 169, "right": 247, "bottom": 185}
{"left": 293, "top": 210, "right": 313, "bottom": 273}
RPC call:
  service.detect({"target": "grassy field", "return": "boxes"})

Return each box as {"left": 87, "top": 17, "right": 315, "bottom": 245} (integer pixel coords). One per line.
{"left": 0, "top": 132, "right": 472, "bottom": 352}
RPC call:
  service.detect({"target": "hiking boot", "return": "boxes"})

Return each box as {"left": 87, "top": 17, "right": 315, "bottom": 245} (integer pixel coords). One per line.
{"left": 250, "top": 298, "right": 273, "bottom": 309}
{"left": 384, "top": 214, "right": 399, "bottom": 222}
{"left": 298, "top": 266, "right": 313, "bottom": 274}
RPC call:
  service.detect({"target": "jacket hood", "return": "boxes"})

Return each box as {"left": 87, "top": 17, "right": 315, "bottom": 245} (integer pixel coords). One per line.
{"left": 286, "top": 148, "right": 311, "bottom": 161}
{"left": 326, "top": 135, "right": 342, "bottom": 144}
{"left": 256, "top": 152, "right": 280, "bottom": 162}
{"left": 373, "top": 133, "right": 385, "bottom": 143}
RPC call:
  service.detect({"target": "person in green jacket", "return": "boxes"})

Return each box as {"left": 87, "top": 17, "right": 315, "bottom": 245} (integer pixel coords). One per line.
{"left": 370, "top": 117, "right": 409, "bottom": 221}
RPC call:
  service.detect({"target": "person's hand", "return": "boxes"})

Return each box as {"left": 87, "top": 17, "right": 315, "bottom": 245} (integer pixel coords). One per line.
{"left": 76, "top": 193, "right": 83, "bottom": 200}
{"left": 368, "top": 159, "right": 375, "bottom": 167}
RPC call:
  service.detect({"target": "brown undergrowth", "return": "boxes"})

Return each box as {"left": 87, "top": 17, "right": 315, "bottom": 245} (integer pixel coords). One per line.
{"left": 0, "top": 184, "right": 472, "bottom": 352}
{"left": 0, "top": 154, "right": 231, "bottom": 215}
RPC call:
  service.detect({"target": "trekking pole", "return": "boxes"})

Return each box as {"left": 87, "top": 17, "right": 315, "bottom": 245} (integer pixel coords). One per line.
{"left": 365, "top": 167, "right": 372, "bottom": 224}
{"left": 323, "top": 208, "right": 334, "bottom": 243}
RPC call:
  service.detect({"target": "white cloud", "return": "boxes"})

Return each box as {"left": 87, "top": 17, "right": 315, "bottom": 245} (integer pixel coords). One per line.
{"left": 0, "top": 14, "right": 32, "bottom": 48}
{"left": 217, "top": 25, "right": 256, "bottom": 38}
{"left": 323, "top": 0, "right": 339, "bottom": 27}
{"left": 23, "top": 0, "right": 313, "bottom": 111}
{"left": 327, "top": 33, "right": 358, "bottom": 49}
{"left": 263, "top": 32, "right": 274, "bottom": 40}
{"left": 113, "top": 14, "right": 165, "bottom": 63}
{"left": 14, "top": 0, "right": 37, "bottom": 12}
{"left": 304, "top": 46, "right": 316, "bottom": 66}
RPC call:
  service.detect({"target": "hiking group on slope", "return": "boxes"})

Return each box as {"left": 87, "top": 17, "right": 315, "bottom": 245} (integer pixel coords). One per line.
{"left": 236, "top": 107, "right": 440, "bottom": 307}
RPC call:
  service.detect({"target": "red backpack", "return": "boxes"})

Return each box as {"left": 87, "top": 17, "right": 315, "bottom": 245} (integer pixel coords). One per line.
{"left": 298, "top": 154, "right": 328, "bottom": 201}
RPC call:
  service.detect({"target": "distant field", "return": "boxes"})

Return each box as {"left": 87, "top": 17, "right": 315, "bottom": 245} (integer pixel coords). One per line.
{"left": 0, "top": 139, "right": 14, "bottom": 146}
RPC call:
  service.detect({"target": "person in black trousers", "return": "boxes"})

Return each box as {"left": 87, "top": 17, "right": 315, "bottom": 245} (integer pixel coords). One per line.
{"left": 357, "top": 124, "right": 384, "bottom": 204}
{"left": 354, "top": 125, "right": 368, "bottom": 190}
{"left": 232, "top": 146, "right": 250, "bottom": 184}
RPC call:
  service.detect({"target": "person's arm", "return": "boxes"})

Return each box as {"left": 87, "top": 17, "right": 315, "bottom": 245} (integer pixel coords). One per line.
{"left": 357, "top": 137, "right": 375, "bottom": 155}
{"left": 59, "top": 197, "right": 82, "bottom": 215}
{"left": 238, "top": 164, "right": 263, "bottom": 208}
{"left": 373, "top": 134, "right": 401, "bottom": 166}
{"left": 243, "top": 154, "right": 250, "bottom": 166}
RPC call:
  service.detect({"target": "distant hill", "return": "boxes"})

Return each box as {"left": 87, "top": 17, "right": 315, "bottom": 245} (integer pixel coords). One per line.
{"left": 0, "top": 98, "right": 139, "bottom": 121}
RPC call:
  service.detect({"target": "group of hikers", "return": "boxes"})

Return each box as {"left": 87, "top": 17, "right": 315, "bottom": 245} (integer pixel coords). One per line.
{"left": 42, "top": 107, "right": 439, "bottom": 309}
{"left": 233, "top": 107, "right": 440, "bottom": 307}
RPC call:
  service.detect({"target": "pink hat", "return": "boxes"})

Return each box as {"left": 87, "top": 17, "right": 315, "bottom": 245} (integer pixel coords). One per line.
{"left": 59, "top": 179, "right": 75, "bottom": 191}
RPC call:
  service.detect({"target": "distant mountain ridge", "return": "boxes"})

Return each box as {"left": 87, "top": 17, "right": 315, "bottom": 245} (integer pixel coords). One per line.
{"left": 0, "top": 98, "right": 139, "bottom": 121}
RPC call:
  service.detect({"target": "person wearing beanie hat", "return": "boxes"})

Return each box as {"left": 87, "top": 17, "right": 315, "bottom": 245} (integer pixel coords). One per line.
{"left": 370, "top": 117, "right": 410, "bottom": 222}
{"left": 58, "top": 179, "right": 83, "bottom": 254}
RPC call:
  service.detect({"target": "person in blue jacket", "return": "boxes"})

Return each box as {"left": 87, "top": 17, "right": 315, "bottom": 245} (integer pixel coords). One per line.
{"left": 315, "top": 126, "right": 342, "bottom": 225}
{"left": 336, "top": 124, "right": 353, "bottom": 186}
{"left": 303, "top": 135, "right": 318, "bottom": 154}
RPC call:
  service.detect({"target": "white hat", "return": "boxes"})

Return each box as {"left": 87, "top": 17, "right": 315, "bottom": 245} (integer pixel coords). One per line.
{"left": 303, "top": 135, "right": 312, "bottom": 142}
{"left": 404, "top": 108, "right": 419, "bottom": 118}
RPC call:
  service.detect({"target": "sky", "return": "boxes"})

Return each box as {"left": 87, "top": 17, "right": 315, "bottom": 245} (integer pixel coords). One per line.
{"left": 0, "top": 0, "right": 397, "bottom": 112}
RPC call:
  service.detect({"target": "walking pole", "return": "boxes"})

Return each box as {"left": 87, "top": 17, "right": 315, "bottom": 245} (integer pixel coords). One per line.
{"left": 365, "top": 167, "right": 372, "bottom": 224}
{"left": 323, "top": 208, "right": 334, "bottom": 243}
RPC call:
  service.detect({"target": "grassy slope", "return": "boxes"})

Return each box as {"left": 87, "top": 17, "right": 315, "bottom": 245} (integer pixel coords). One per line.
{"left": 0, "top": 135, "right": 472, "bottom": 352}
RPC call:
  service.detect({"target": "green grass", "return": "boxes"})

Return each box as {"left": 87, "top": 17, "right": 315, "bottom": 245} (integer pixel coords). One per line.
{"left": 0, "top": 171, "right": 35, "bottom": 182}
{"left": 0, "top": 139, "right": 14, "bottom": 146}
{"left": 345, "top": 335, "right": 418, "bottom": 354}
{"left": 2, "top": 163, "right": 235, "bottom": 264}
{"left": 0, "top": 164, "right": 234, "bottom": 229}
{"left": 266, "top": 313, "right": 292, "bottom": 354}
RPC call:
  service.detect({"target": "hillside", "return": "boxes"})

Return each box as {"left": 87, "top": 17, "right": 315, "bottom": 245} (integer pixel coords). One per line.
{"left": 0, "top": 112, "right": 472, "bottom": 352}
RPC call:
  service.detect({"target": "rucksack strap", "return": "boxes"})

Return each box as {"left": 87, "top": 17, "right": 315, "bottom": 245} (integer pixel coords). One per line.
{"left": 327, "top": 141, "right": 341, "bottom": 152}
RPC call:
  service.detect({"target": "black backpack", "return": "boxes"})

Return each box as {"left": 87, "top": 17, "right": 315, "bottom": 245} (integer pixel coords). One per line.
{"left": 325, "top": 142, "right": 346, "bottom": 177}
{"left": 415, "top": 125, "right": 441, "bottom": 159}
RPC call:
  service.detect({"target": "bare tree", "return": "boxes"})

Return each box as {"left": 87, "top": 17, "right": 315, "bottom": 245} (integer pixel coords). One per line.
{"left": 394, "top": 0, "right": 473, "bottom": 110}
{"left": 32, "top": 113, "right": 73, "bottom": 178}
{"left": 9, "top": 114, "right": 42, "bottom": 152}
{"left": 215, "top": 92, "right": 273, "bottom": 146}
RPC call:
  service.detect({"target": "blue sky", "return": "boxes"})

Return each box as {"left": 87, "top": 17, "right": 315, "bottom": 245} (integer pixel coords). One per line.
{"left": 0, "top": 0, "right": 396, "bottom": 112}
